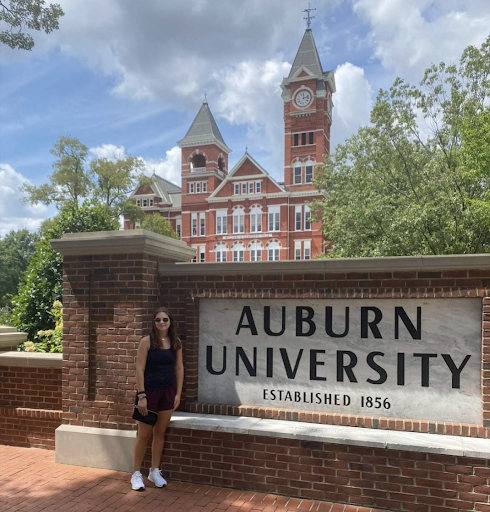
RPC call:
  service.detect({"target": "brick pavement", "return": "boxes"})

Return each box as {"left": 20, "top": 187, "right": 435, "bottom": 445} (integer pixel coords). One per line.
{"left": 0, "top": 445, "right": 393, "bottom": 512}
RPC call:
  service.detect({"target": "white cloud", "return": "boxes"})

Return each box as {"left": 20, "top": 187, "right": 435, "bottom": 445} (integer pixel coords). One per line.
{"left": 89, "top": 144, "right": 127, "bottom": 160}
{"left": 89, "top": 143, "right": 182, "bottom": 186}
{"left": 0, "top": 164, "right": 50, "bottom": 237}
{"left": 214, "top": 59, "right": 291, "bottom": 179}
{"left": 332, "top": 62, "right": 373, "bottom": 146}
{"left": 354, "top": 0, "right": 490, "bottom": 78}
{"left": 141, "top": 146, "right": 182, "bottom": 187}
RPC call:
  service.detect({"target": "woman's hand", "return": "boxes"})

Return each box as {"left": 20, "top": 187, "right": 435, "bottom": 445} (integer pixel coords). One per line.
{"left": 137, "top": 397, "right": 148, "bottom": 416}
{"left": 173, "top": 394, "right": 181, "bottom": 411}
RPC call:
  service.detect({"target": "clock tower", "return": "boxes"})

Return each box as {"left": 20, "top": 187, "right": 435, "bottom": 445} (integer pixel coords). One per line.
{"left": 281, "top": 28, "right": 335, "bottom": 188}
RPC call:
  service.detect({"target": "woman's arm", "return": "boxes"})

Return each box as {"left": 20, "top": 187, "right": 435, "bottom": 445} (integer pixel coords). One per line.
{"left": 136, "top": 336, "right": 150, "bottom": 415}
{"left": 173, "top": 347, "right": 184, "bottom": 410}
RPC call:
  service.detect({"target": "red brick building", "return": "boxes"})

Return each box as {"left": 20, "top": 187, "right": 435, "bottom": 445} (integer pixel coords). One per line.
{"left": 127, "top": 28, "right": 335, "bottom": 262}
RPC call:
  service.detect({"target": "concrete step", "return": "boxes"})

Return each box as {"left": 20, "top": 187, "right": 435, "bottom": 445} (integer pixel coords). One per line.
{"left": 0, "top": 331, "right": 28, "bottom": 350}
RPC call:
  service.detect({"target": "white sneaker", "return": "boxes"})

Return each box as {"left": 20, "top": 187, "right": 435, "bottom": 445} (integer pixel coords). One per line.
{"left": 148, "top": 468, "right": 167, "bottom": 488}
{"left": 131, "top": 471, "right": 145, "bottom": 491}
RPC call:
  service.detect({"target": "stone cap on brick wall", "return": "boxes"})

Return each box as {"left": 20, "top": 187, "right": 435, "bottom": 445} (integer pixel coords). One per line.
{"left": 50, "top": 230, "right": 196, "bottom": 261}
{"left": 159, "top": 253, "right": 490, "bottom": 275}
{"left": 0, "top": 351, "right": 62, "bottom": 368}
{"left": 171, "top": 412, "right": 490, "bottom": 459}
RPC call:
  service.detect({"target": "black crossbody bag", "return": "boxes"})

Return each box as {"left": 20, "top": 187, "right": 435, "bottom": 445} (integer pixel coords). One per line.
{"left": 132, "top": 394, "right": 158, "bottom": 426}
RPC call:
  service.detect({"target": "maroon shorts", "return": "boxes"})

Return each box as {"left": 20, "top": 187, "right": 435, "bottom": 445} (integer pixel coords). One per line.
{"left": 145, "top": 386, "right": 176, "bottom": 412}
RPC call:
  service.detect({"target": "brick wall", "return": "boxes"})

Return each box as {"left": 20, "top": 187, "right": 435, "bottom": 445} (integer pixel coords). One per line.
{"left": 61, "top": 252, "right": 174, "bottom": 430}
{"left": 159, "top": 427, "right": 490, "bottom": 512}
{"left": 159, "top": 267, "right": 490, "bottom": 438}
{"left": 0, "top": 365, "right": 62, "bottom": 449}
{"left": 0, "top": 366, "right": 61, "bottom": 409}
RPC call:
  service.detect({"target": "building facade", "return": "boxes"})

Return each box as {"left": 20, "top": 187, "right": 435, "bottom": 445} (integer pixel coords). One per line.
{"left": 126, "top": 27, "right": 335, "bottom": 262}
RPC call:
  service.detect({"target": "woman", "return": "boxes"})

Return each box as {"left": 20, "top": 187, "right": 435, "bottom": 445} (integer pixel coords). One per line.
{"left": 131, "top": 307, "right": 184, "bottom": 491}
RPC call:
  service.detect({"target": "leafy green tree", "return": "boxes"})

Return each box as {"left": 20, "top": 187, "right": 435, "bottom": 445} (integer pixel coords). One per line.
{"left": 0, "top": 229, "right": 39, "bottom": 307}
{"left": 313, "top": 36, "right": 490, "bottom": 257}
{"left": 10, "top": 202, "right": 118, "bottom": 341}
{"left": 21, "top": 136, "right": 151, "bottom": 222}
{"left": 89, "top": 155, "right": 153, "bottom": 221}
{"left": 21, "top": 136, "right": 90, "bottom": 207}
{"left": 0, "top": 0, "right": 64, "bottom": 50}
{"left": 140, "top": 214, "right": 178, "bottom": 239}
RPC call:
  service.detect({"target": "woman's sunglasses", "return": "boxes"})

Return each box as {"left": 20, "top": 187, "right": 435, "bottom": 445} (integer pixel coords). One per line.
{"left": 155, "top": 318, "right": 170, "bottom": 323}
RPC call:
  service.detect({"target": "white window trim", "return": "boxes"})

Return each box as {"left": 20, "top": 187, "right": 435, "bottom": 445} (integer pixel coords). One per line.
{"left": 216, "top": 209, "right": 227, "bottom": 235}
{"left": 293, "top": 164, "right": 302, "bottom": 185}
{"left": 199, "top": 212, "right": 205, "bottom": 236}
{"left": 233, "top": 208, "right": 245, "bottom": 234}
{"left": 304, "top": 240, "right": 311, "bottom": 260}
{"left": 268, "top": 206, "right": 280, "bottom": 232}
{"left": 305, "top": 205, "right": 311, "bottom": 231}
{"left": 250, "top": 207, "right": 262, "bottom": 233}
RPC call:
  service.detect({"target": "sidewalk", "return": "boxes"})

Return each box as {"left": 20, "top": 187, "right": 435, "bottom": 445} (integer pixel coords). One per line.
{"left": 0, "top": 445, "right": 391, "bottom": 512}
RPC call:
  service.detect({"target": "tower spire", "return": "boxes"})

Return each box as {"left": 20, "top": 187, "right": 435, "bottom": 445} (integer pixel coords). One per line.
{"left": 302, "top": 3, "right": 316, "bottom": 29}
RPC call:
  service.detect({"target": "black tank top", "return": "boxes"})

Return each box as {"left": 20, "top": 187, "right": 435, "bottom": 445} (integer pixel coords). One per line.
{"left": 144, "top": 337, "right": 176, "bottom": 389}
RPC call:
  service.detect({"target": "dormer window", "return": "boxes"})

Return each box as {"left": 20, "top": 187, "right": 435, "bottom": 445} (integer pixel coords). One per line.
{"left": 149, "top": 199, "right": 153, "bottom": 207}
{"left": 137, "top": 199, "right": 141, "bottom": 206}
{"left": 142, "top": 199, "right": 147, "bottom": 207}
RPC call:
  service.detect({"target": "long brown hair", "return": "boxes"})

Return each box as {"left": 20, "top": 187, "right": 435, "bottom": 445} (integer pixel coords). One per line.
{"left": 150, "top": 307, "right": 181, "bottom": 350}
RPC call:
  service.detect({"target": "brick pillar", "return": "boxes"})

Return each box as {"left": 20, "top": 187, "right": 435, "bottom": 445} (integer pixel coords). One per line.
{"left": 50, "top": 230, "right": 195, "bottom": 471}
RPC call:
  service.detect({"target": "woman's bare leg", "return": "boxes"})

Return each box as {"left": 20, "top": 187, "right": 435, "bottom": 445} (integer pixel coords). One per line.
{"left": 133, "top": 421, "right": 153, "bottom": 472}
{"left": 151, "top": 410, "right": 173, "bottom": 470}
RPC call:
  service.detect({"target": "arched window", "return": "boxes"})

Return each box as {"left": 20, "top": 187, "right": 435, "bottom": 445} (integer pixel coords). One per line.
{"left": 233, "top": 207, "right": 245, "bottom": 234}
{"left": 293, "top": 162, "right": 302, "bottom": 184}
{"left": 215, "top": 242, "right": 227, "bottom": 263}
{"left": 249, "top": 241, "right": 263, "bottom": 262}
{"left": 250, "top": 206, "right": 262, "bottom": 233}
{"left": 305, "top": 159, "right": 314, "bottom": 183}
{"left": 267, "top": 240, "right": 281, "bottom": 261}
{"left": 218, "top": 157, "right": 224, "bottom": 172}
{"left": 192, "top": 154, "right": 206, "bottom": 169}
{"left": 232, "top": 242, "right": 245, "bottom": 262}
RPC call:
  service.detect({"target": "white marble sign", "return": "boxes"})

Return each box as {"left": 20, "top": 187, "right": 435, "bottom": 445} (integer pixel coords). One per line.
{"left": 198, "top": 299, "right": 482, "bottom": 423}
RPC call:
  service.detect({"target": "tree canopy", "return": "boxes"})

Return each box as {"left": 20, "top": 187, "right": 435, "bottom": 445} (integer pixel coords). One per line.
{"left": 140, "top": 214, "right": 178, "bottom": 239}
{"left": 10, "top": 202, "right": 119, "bottom": 341}
{"left": 21, "top": 135, "right": 151, "bottom": 221}
{"left": 313, "top": 36, "right": 490, "bottom": 257}
{"left": 0, "top": 0, "right": 64, "bottom": 50}
{"left": 0, "top": 229, "right": 38, "bottom": 307}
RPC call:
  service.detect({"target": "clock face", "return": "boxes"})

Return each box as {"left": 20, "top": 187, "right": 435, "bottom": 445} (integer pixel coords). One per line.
{"left": 294, "top": 90, "right": 312, "bottom": 108}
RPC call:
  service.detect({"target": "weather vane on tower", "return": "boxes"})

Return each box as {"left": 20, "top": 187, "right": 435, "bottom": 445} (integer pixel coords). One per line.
{"left": 303, "top": 3, "right": 316, "bottom": 28}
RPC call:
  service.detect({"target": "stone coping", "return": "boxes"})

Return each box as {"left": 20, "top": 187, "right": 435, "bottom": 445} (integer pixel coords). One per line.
{"left": 170, "top": 412, "right": 490, "bottom": 459}
{"left": 0, "top": 351, "right": 62, "bottom": 368}
{"left": 159, "top": 253, "right": 490, "bottom": 275}
{"left": 50, "top": 229, "right": 196, "bottom": 260}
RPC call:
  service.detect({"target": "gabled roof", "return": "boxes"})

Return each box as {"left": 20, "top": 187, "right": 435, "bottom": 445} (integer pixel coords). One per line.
{"left": 178, "top": 100, "right": 231, "bottom": 152}
{"left": 208, "top": 152, "right": 286, "bottom": 200}
{"left": 152, "top": 173, "right": 181, "bottom": 202}
{"left": 131, "top": 173, "right": 181, "bottom": 207}
{"left": 288, "top": 28, "right": 323, "bottom": 79}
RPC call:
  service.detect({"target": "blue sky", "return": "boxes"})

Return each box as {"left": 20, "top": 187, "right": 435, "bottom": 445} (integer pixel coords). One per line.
{"left": 0, "top": 0, "right": 489, "bottom": 236}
